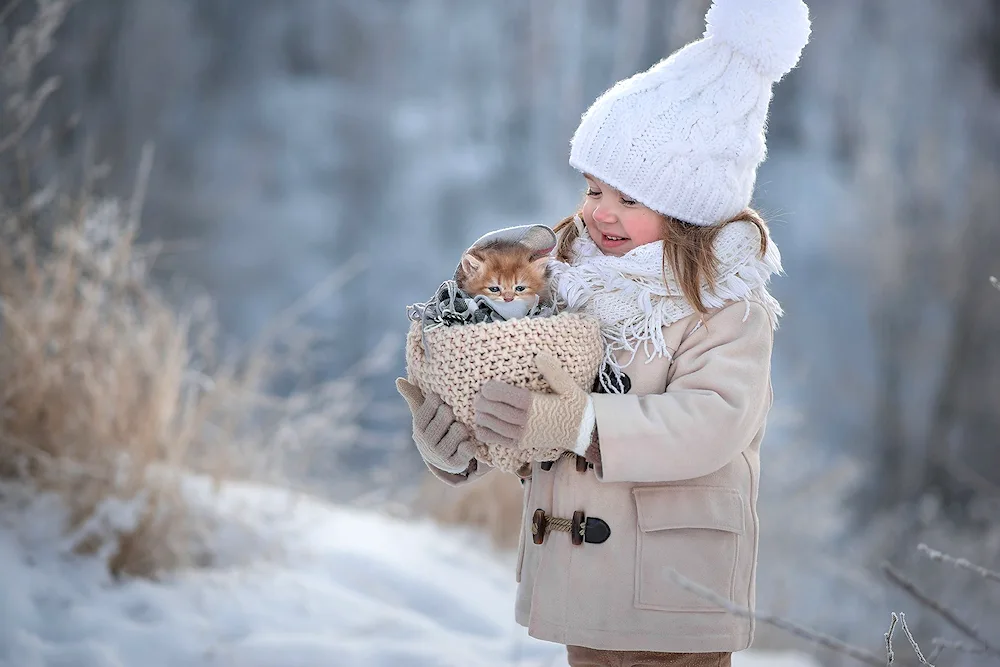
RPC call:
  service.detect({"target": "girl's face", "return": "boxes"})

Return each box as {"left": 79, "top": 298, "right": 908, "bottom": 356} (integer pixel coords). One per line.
{"left": 581, "top": 176, "right": 663, "bottom": 256}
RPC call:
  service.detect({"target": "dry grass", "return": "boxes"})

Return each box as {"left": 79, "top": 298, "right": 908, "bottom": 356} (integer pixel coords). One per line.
{"left": 0, "top": 0, "right": 378, "bottom": 580}
{"left": 0, "top": 192, "right": 368, "bottom": 578}
{"left": 415, "top": 468, "right": 525, "bottom": 550}
{"left": 0, "top": 197, "right": 197, "bottom": 574}
{"left": 0, "top": 197, "right": 230, "bottom": 575}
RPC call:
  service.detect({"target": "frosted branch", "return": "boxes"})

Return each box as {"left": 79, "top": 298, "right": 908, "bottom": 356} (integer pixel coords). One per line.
{"left": 664, "top": 568, "right": 884, "bottom": 666}
{"left": 887, "top": 612, "right": 936, "bottom": 666}
{"left": 918, "top": 543, "right": 1000, "bottom": 585}
{"left": 886, "top": 613, "right": 896, "bottom": 665}
{"left": 898, "top": 613, "right": 934, "bottom": 666}
{"left": 932, "top": 638, "right": 989, "bottom": 655}
{"left": 882, "top": 562, "right": 1000, "bottom": 658}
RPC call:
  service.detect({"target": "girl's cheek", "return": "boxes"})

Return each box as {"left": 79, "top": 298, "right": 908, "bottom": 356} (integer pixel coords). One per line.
{"left": 626, "top": 212, "right": 663, "bottom": 245}
{"left": 580, "top": 209, "right": 599, "bottom": 241}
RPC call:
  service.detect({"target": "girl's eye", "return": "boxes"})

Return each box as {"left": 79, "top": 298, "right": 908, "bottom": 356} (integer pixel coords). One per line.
{"left": 621, "top": 196, "right": 637, "bottom": 206}
{"left": 585, "top": 188, "right": 600, "bottom": 197}
{"left": 514, "top": 285, "right": 526, "bottom": 292}
{"left": 488, "top": 286, "right": 501, "bottom": 293}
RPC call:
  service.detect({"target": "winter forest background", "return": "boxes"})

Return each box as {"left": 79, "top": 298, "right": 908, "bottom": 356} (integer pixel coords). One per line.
{"left": 2, "top": 0, "right": 999, "bottom": 665}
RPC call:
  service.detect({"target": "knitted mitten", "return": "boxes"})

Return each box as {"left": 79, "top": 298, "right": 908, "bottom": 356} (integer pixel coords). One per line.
{"left": 396, "top": 378, "right": 479, "bottom": 474}
{"left": 472, "top": 352, "right": 595, "bottom": 455}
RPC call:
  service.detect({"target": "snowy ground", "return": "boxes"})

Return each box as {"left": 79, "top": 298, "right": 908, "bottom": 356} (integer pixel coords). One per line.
{"left": 0, "top": 477, "right": 821, "bottom": 667}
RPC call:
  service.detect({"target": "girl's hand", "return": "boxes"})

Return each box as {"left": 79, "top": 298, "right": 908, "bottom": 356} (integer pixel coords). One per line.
{"left": 396, "top": 378, "right": 479, "bottom": 474}
{"left": 472, "top": 353, "right": 595, "bottom": 456}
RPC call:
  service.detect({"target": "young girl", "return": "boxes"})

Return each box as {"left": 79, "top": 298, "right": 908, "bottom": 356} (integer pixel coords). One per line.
{"left": 396, "top": 0, "right": 811, "bottom": 664}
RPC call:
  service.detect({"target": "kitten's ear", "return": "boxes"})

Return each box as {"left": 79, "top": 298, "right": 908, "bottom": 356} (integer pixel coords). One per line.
{"left": 460, "top": 252, "right": 482, "bottom": 274}
{"left": 529, "top": 252, "right": 552, "bottom": 270}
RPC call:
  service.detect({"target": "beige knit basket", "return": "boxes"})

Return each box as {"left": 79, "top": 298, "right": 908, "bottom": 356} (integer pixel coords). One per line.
{"left": 405, "top": 313, "right": 604, "bottom": 474}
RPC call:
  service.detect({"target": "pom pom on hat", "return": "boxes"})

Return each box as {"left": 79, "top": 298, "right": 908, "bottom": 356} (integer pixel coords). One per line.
{"left": 704, "top": 0, "right": 811, "bottom": 81}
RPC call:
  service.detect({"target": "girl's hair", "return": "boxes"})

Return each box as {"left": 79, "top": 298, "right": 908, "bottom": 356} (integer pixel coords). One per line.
{"left": 553, "top": 207, "right": 769, "bottom": 314}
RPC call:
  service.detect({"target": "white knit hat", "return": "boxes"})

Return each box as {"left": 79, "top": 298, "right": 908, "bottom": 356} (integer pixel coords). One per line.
{"left": 569, "top": 0, "right": 811, "bottom": 226}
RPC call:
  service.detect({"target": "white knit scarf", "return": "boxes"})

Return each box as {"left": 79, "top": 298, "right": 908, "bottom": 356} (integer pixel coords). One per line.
{"left": 549, "top": 215, "right": 783, "bottom": 392}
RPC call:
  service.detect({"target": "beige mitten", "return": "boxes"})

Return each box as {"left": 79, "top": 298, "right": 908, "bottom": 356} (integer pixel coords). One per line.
{"left": 472, "top": 352, "right": 595, "bottom": 455}
{"left": 396, "top": 378, "right": 479, "bottom": 474}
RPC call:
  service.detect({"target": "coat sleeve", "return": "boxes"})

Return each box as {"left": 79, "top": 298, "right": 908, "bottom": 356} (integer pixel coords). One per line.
{"left": 590, "top": 300, "right": 774, "bottom": 483}
{"left": 425, "top": 457, "right": 493, "bottom": 487}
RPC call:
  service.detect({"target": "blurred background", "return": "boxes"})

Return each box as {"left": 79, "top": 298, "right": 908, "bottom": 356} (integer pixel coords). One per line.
{"left": 2, "top": 0, "right": 999, "bottom": 664}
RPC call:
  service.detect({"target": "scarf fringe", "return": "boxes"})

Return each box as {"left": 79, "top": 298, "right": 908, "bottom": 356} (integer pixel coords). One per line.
{"left": 550, "top": 220, "right": 783, "bottom": 393}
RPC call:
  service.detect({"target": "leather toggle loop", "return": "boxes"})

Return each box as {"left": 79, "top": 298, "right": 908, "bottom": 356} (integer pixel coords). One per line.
{"left": 529, "top": 509, "right": 610, "bottom": 546}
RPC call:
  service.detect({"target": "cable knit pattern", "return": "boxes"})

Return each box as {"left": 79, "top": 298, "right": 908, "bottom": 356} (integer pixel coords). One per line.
{"left": 405, "top": 313, "right": 604, "bottom": 473}
{"left": 568, "top": 0, "right": 811, "bottom": 225}
{"left": 519, "top": 353, "right": 593, "bottom": 455}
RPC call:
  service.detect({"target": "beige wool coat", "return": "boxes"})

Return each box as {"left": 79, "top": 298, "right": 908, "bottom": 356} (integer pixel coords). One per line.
{"left": 426, "top": 299, "right": 775, "bottom": 653}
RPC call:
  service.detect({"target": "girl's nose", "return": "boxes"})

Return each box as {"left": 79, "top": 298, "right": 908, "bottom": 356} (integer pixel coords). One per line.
{"left": 592, "top": 205, "right": 615, "bottom": 224}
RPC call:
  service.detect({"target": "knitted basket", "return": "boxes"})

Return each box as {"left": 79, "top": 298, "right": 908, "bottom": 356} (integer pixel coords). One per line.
{"left": 405, "top": 313, "right": 604, "bottom": 474}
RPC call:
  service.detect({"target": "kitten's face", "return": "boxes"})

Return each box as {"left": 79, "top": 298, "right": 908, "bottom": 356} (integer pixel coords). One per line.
{"left": 458, "top": 245, "right": 549, "bottom": 304}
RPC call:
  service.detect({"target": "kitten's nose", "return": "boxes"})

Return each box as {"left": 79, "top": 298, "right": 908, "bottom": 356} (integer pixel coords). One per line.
{"left": 504, "top": 295, "right": 514, "bottom": 302}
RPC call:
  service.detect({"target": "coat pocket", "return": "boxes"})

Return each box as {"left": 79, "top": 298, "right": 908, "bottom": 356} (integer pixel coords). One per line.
{"left": 633, "top": 485, "right": 745, "bottom": 613}
{"left": 516, "top": 477, "right": 532, "bottom": 583}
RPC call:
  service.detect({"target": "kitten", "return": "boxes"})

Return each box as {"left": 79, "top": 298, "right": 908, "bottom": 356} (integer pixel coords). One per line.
{"left": 454, "top": 240, "right": 553, "bottom": 318}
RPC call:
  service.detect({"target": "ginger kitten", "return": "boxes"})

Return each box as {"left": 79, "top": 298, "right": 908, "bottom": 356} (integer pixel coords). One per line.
{"left": 454, "top": 240, "right": 553, "bottom": 317}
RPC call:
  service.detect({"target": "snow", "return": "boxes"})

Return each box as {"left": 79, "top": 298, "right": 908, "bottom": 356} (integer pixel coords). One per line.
{"left": 0, "top": 478, "right": 821, "bottom": 667}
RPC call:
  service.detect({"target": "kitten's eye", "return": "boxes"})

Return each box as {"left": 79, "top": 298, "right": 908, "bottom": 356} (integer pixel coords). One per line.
{"left": 488, "top": 286, "right": 501, "bottom": 293}
{"left": 621, "top": 196, "right": 637, "bottom": 206}
{"left": 586, "top": 188, "right": 601, "bottom": 197}
{"left": 515, "top": 285, "right": 526, "bottom": 292}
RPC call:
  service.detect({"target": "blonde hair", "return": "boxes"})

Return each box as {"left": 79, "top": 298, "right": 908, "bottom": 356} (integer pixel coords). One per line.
{"left": 553, "top": 207, "right": 769, "bottom": 314}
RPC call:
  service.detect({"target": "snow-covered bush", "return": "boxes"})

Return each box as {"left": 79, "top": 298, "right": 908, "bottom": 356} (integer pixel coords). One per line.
{"left": 0, "top": 0, "right": 366, "bottom": 579}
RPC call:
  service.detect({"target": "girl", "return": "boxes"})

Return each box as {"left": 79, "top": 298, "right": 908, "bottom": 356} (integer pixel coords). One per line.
{"left": 396, "top": 0, "right": 811, "bottom": 664}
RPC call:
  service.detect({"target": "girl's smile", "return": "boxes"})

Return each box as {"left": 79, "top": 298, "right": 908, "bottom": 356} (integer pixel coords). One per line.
{"left": 598, "top": 233, "right": 630, "bottom": 250}
{"left": 581, "top": 175, "right": 664, "bottom": 256}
